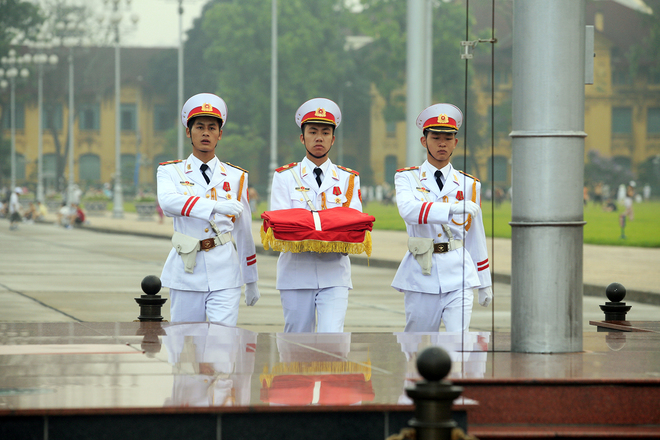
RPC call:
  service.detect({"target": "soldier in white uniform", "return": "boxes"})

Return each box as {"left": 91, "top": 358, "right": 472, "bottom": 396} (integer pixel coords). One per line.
{"left": 269, "top": 98, "right": 363, "bottom": 333}
{"left": 157, "top": 93, "right": 259, "bottom": 325}
{"left": 391, "top": 103, "right": 492, "bottom": 333}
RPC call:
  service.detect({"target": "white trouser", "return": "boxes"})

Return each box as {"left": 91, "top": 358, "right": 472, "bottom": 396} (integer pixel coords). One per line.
{"left": 170, "top": 287, "right": 241, "bottom": 326}
{"left": 403, "top": 288, "right": 474, "bottom": 332}
{"left": 279, "top": 287, "right": 349, "bottom": 333}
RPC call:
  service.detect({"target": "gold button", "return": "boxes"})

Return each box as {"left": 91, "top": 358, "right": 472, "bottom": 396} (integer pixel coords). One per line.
{"left": 206, "top": 194, "right": 210, "bottom": 198}
{"left": 184, "top": 192, "right": 187, "bottom": 195}
{"left": 205, "top": 228, "right": 209, "bottom": 232}
{"left": 300, "top": 198, "right": 303, "bottom": 201}
{"left": 205, "top": 249, "right": 209, "bottom": 252}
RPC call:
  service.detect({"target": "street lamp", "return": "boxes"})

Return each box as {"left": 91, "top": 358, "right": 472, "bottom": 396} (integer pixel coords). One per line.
{"left": 31, "top": 45, "right": 59, "bottom": 202}
{"left": 0, "top": 49, "right": 30, "bottom": 190}
{"left": 103, "top": 0, "right": 139, "bottom": 219}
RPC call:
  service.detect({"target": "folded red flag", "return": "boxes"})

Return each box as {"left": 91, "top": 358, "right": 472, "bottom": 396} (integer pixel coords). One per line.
{"left": 261, "top": 207, "right": 375, "bottom": 256}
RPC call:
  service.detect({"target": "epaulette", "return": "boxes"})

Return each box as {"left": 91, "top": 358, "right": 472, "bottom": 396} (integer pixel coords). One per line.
{"left": 276, "top": 162, "right": 298, "bottom": 173}
{"left": 159, "top": 159, "right": 183, "bottom": 166}
{"left": 336, "top": 165, "right": 359, "bottom": 176}
{"left": 458, "top": 170, "right": 480, "bottom": 182}
{"left": 226, "top": 162, "right": 248, "bottom": 173}
{"left": 396, "top": 166, "right": 420, "bottom": 173}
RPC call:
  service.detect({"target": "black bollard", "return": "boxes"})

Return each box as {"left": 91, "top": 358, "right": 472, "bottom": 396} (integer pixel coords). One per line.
{"left": 135, "top": 275, "right": 168, "bottom": 322}
{"left": 599, "top": 282, "right": 631, "bottom": 322}
{"left": 405, "top": 346, "right": 463, "bottom": 440}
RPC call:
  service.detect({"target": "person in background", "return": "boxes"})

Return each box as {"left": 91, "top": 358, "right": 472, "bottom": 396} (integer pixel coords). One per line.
{"left": 8, "top": 187, "right": 22, "bottom": 230}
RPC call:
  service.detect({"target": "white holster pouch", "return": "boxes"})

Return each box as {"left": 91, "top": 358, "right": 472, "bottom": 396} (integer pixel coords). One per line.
{"left": 172, "top": 232, "right": 201, "bottom": 274}
{"left": 408, "top": 237, "right": 435, "bottom": 276}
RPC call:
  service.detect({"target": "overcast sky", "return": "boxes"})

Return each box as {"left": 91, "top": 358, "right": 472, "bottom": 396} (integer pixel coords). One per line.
{"left": 99, "top": 0, "right": 206, "bottom": 48}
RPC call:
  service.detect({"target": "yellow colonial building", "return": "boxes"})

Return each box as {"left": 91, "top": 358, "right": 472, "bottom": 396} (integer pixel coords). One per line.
{"left": 1, "top": 47, "right": 176, "bottom": 195}
{"left": 369, "top": 0, "right": 660, "bottom": 193}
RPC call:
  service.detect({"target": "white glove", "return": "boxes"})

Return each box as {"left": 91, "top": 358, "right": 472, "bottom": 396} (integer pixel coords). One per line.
{"left": 478, "top": 286, "right": 493, "bottom": 307}
{"left": 213, "top": 199, "right": 243, "bottom": 217}
{"left": 244, "top": 282, "right": 260, "bottom": 306}
{"left": 449, "top": 200, "right": 480, "bottom": 217}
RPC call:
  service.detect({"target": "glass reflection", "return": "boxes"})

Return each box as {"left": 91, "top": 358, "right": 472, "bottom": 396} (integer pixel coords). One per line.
{"left": 260, "top": 333, "right": 374, "bottom": 406}
{"left": 162, "top": 323, "right": 257, "bottom": 407}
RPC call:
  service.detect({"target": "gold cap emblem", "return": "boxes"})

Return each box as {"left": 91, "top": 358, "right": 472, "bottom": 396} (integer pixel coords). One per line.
{"left": 202, "top": 103, "right": 213, "bottom": 112}
{"left": 315, "top": 108, "right": 327, "bottom": 117}
{"left": 438, "top": 114, "right": 448, "bottom": 123}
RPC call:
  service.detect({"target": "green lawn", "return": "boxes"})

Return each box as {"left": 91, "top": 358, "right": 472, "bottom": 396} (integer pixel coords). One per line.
{"left": 254, "top": 199, "right": 660, "bottom": 248}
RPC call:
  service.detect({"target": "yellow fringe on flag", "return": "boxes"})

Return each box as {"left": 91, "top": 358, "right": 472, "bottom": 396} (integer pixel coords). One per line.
{"left": 260, "top": 359, "right": 372, "bottom": 388}
{"left": 261, "top": 225, "right": 372, "bottom": 257}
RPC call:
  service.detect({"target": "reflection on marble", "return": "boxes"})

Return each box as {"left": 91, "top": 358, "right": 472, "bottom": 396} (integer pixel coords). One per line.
{"left": 260, "top": 333, "right": 374, "bottom": 406}
{"left": 0, "top": 322, "right": 660, "bottom": 415}
{"left": 163, "top": 323, "right": 257, "bottom": 407}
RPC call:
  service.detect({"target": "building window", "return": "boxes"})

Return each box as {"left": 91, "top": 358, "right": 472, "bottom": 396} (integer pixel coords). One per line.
{"left": 385, "top": 121, "right": 397, "bottom": 138}
{"left": 43, "top": 153, "right": 57, "bottom": 189}
{"left": 16, "top": 153, "right": 25, "bottom": 180}
{"left": 43, "top": 103, "right": 63, "bottom": 131}
{"left": 121, "top": 153, "right": 137, "bottom": 186}
{"left": 153, "top": 105, "right": 172, "bottom": 131}
{"left": 612, "top": 107, "right": 632, "bottom": 134}
{"left": 121, "top": 104, "right": 137, "bottom": 131}
{"left": 384, "top": 155, "right": 397, "bottom": 185}
{"left": 2, "top": 102, "right": 25, "bottom": 129}
{"left": 79, "top": 154, "right": 100, "bottom": 183}
{"left": 79, "top": 104, "right": 100, "bottom": 131}
{"left": 647, "top": 108, "right": 660, "bottom": 135}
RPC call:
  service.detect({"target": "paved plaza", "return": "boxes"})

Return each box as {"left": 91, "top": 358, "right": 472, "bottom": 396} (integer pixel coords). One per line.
{"left": 1, "top": 210, "right": 659, "bottom": 332}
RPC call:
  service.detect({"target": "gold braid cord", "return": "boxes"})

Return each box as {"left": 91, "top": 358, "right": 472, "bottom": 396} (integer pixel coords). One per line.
{"left": 227, "top": 173, "right": 245, "bottom": 223}
{"left": 261, "top": 225, "right": 372, "bottom": 257}
{"left": 237, "top": 173, "right": 245, "bottom": 201}
{"left": 451, "top": 179, "right": 477, "bottom": 231}
{"left": 342, "top": 174, "right": 355, "bottom": 207}
{"left": 321, "top": 193, "right": 328, "bottom": 210}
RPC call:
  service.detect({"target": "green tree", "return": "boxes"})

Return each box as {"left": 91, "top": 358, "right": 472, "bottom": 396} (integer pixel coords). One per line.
{"left": 196, "top": 0, "right": 357, "bottom": 188}
{"left": 0, "top": 0, "right": 43, "bottom": 56}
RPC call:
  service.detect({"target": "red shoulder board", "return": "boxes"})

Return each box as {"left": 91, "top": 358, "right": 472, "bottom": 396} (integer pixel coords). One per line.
{"left": 226, "top": 162, "right": 248, "bottom": 173}
{"left": 396, "top": 166, "right": 420, "bottom": 173}
{"left": 336, "top": 165, "right": 359, "bottom": 176}
{"left": 276, "top": 162, "right": 298, "bottom": 173}
{"left": 458, "top": 170, "right": 480, "bottom": 182}
{"left": 159, "top": 159, "right": 183, "bottom": 166}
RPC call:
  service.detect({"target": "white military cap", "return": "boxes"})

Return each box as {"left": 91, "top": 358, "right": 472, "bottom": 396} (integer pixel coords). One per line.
{"left": 14, "top": 187, "right": 23, "bottom": 194}
{"left": 180, "top": 93, "right": 228, "bottom": 128}
{"left": 416, "top": 103, "right": 463, "bottom": 133}
{"left": 295, "top": 98, "right": 342, "bottom": 128}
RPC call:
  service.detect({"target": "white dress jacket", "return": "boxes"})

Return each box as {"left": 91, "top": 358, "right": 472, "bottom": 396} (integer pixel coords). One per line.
{"left": 391, "top": 161, "right": 491, "bottom": 294}
{"left": 157, "top": 154, "right": 258, "bottom": 292}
